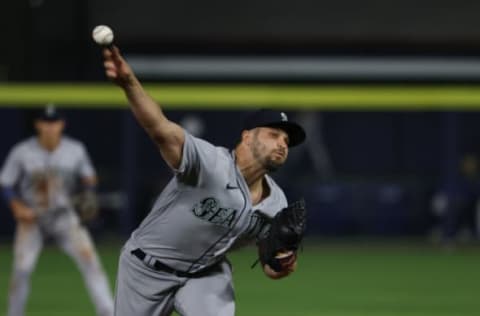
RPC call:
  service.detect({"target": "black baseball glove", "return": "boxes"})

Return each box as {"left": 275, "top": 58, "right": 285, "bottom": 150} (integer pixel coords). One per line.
{"left": 254, "top": 199, "right": 307, "bottom": 272}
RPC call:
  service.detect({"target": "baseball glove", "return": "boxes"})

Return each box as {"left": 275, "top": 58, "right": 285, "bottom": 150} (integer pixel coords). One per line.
{"left": 72, "top": 190, "right": 99, "bottom": 222}
{"left": 254, "top": 199, "right": 307, "bottom": 272}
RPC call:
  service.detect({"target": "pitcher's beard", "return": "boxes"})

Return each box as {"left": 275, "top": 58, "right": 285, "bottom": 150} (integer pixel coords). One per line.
{"left": 252, "top": 147, "right": 282, "bottom": 172}
{"left": 264, "top": 159, "right": 283, "bottom": 172}
{"left": 250, "top": 134, "right": 285, "bottom": 173}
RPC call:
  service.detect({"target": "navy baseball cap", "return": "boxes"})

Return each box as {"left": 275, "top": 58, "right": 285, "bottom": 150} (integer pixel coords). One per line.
{"left": 35, "top": 104, "right": 64, "bottom": 121}
{"left": 243, "top": 109, "right": 306, "bottom": 147}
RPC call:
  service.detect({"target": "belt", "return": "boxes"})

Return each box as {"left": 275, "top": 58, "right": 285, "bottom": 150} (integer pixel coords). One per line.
{"left": 130, "top": 248, "right": 220, "bottom": 278}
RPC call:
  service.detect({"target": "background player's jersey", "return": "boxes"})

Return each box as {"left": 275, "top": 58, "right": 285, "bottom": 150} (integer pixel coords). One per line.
{"left": 127, "top": 132, "right": 288, "bottom": 273}
{"left": 0, "top": 136, "right": 95, "bottom": 216}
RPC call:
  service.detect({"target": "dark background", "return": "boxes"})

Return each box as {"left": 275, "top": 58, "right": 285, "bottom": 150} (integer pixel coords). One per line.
{"left": 1, "top": 0, "right": 480, "bottom": 241}
{"left": 5, "top": 0, "right": 480, "bottom": 81}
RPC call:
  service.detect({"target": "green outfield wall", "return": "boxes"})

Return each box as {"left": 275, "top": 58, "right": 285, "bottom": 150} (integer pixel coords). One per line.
{"left": 1, "top": 83, "right": 480, "bottom": 110}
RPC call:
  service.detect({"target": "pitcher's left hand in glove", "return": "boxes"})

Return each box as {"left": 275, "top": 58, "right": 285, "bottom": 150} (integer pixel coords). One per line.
{"left": 73, "top": 190, "right": 99, "bottom": 222}
{"left": 257, "top": 199, "right": 306, "bottom": 276}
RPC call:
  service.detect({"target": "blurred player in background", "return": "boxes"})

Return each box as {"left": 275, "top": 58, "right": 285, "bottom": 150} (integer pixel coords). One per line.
{"left": 0, "top": 105, "right": 114, "bottom": 316}
{"left": 431, "top": 153, "right": 480, "bottom": 246}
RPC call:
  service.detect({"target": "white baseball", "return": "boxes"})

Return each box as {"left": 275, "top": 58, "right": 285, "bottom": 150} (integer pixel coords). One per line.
{"left": 92, "top": 25, "right": 114, "bottom": 46}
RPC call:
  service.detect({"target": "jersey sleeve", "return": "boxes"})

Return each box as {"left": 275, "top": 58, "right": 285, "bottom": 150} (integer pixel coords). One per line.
{"left": 77, "top": 143, "right": 96, "bottom": 178}
{"left": 0, "top": 146, "right": 22, "bottom": 187}
{"left": 174, "top": 131, "right": 218, "bottom": 185}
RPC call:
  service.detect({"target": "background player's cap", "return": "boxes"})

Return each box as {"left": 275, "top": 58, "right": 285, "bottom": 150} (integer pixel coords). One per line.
{"left": 35, "top": 104, "right": 64, "bottom": 121}
{"left": 242, "top": 109, "right": 306, "bottom": 147}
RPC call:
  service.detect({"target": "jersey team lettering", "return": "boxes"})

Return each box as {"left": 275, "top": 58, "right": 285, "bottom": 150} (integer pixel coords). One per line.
{"left": 244, "top": 211, "right": 271, "bottom": 239}
{"left": 192, "top": 197, "right": 238, "bottom": 228}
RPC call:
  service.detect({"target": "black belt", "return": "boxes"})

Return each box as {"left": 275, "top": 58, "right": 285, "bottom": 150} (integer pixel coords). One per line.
{"left": 130, "top": 248, "right": 220, "bottom": 278}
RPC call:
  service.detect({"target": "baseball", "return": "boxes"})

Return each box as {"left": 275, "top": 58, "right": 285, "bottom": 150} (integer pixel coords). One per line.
{"left": 92, "top": 25, "right": 114, "bottom": 46}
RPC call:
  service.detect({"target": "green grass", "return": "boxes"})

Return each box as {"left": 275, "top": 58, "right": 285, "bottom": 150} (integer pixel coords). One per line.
{"left": 1, "top": 240, "right": 479, "bottom": 316}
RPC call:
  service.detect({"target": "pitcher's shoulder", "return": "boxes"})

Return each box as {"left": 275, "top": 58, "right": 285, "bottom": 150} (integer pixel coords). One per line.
{"left": 217, "top": 146, "right": 234, "bottom": 161}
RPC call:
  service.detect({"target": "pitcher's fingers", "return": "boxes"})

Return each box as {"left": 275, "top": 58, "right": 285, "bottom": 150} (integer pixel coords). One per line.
{"left": 102, "top": 47, "right": 113, "bottom": 59}
{"left": 286, "top": 253, "right": 297, "bottom": 264}
{"left": 265, "top": 264, "right": 287, "bottom": 278}
{"left": 111, "top": 45, "right": 123, "bottom": 63}
{"left": 104, "top": 61, "right": 115, "bottom": 70}
{"left": 286, "top": 261, "right": 297, "bottom": 272}
{"left": 106, "top": 69, "right": 117, "bottom": 79}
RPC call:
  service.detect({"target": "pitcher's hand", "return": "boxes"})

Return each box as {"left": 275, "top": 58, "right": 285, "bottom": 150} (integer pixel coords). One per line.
{"left": 103, "top": 46, "right": 135, "bottom": 87}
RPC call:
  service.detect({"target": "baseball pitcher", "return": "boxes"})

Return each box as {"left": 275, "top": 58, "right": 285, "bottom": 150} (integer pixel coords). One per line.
{"left": 101, "top": 45, "right": 307, "bottom": 316}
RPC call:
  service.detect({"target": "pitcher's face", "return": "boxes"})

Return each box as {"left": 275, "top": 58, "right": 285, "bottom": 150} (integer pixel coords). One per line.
{"left": 249, "top": 127, "right": 289, "bottom": 172}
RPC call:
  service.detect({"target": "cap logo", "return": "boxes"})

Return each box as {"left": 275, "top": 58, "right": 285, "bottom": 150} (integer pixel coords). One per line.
{"left": 280, "top": 112, "right": 288, "bottom": 121}
{"left": 46, "top": 104, "right": 56, "bottom": 116}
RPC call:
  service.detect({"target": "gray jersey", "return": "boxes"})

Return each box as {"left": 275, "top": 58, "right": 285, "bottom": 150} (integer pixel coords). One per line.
{"left": 127, "top": 132, "right": 288, "bottom": 273}
{"left": 2, "top": 137, "right": 114, "bottom": 316}
{"left": 0, "top": 136, "right": 95, "bottom": 216}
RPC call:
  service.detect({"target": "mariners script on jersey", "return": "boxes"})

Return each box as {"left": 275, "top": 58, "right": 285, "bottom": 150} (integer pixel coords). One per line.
{"left": 125, "top": 132, "right": 288, "bottom": 273}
